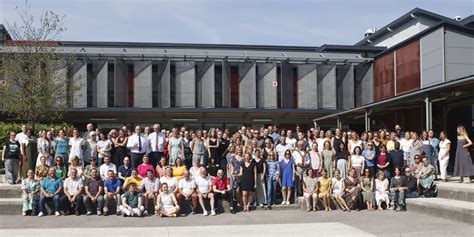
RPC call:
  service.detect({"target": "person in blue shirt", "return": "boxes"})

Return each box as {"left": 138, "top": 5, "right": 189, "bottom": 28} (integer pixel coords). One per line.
{"left": 38, "top": 167, "right": 63, "bottom": 217}
{"left": 362, "top": 143, "right": 376, "bottom": 176}
{"left": 104, "top": 170, "right": 122, "bottom": 215}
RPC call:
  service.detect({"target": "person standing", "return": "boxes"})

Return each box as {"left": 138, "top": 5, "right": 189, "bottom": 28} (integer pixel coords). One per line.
{"left": 321, "top": 141, "right": 336, "bottom": 178}
{"left": 114, "top": 129, "right": 128, "bottom": 166}
{"left": 240, "top": 153, "right": 256, "bottom": 212}
{"left": 266, "top": 152, "right": 279, "bottom": 208}
{"left": 36, "top": 130, "right": 53, "bottom": 167}
{"left": 253, "top": 149, "right": 267, "bottom": 207}
{"left": 127, "top": 126, "right": 149, "bottom": 169}
{"left": 335, "top": 143, "right": 349, "bottom": 178}
{"left": 21, "top": 130, "right": 37, "bottom": 178}
{"left": 438, "top": 131, "right": 451, "bottom": 182}
{"left": 52, "top": 129, "right": 68, "bottom": 166}
{"left": 168, "top": 128, "right": 184, "bottom": 166}
{"left": 280, "top": 150, "right": 295, "bottom": 205}
{"left": 3, "top": 131, "right": 22, "bottom": 184}
{"left": 191, "top": 130, "right": 207, "bottom": 166}
{"left": 69, "top": 128, "right": 86, "bottom": 165}
{"left": 453, "top": 125, "right": 473, "bottom": 183}
{"left": 96, "top": 132, "right": 111, "bottom": 167}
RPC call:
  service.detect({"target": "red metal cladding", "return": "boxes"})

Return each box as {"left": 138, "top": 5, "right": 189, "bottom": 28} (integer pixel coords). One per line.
{"left": 374, "top": 52, "right": 395, "bottom": 102}
{"left": 396, "top": 40, "right": 420, "bottom": 95}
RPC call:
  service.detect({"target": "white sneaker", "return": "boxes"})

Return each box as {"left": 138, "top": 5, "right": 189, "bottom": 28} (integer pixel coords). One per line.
{"left": 22, "top": 212, "right": 27, "bottom": 216}
{"left": 86, "top": 211, "right": 92, "bottom": 216}
{"left": 143, "top": 210, "right": 148, "bottom": 216}
{"left": 286, "top": 201, "right": 290, "bottom": 206}
{"left": 97, "top": 211, "right": 102, "bottom": 216}
{"left": 55, "top": 211, "right": 61, "bottom": 216}
{"left": 203, "top": 210, "right": 209, "bottom": 216}
{"left": 211, "top": 210, "right": 216, "bottom": 216}
{"left": 38, "top": 212, "right": 44, "bottom": 217}
{"left": 280, "top": 201, "right": 286, "bottom": 205}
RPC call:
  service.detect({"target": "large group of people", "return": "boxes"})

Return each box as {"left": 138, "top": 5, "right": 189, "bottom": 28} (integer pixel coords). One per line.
{"left": 1, "top": 122, "right": 473, "bottom": 217}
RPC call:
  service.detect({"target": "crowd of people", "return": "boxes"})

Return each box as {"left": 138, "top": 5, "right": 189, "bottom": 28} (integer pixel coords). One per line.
{"left": 2, "top": 122, "right": 473, "bottom": 217}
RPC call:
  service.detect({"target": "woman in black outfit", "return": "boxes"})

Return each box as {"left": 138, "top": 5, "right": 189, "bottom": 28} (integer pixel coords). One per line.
{"left": 240, "top": 153, "right": 257, "bottom": 212}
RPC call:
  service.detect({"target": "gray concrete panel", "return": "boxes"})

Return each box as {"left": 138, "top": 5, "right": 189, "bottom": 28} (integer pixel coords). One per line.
{"left": 257, "top": 63, "right": 278, "bottom": 109}
{"left": 94, "top": 61, "right": 108, "bottom": 108}
{"left": 281, "top": 63, "right": 295, "bottom": 108}
{"left": 445, "top": 29, "right": 474, "bottom": 81}
{"left": 133, "top": 61, "right": 153, "bottom": 108}
{"left": 175, "top": 61, "right": 196, "bottom": 108}
{"left": 222, "top": 61, "right": 231, "bottom": 108}
{"left": 297, "top": 64, "right": 318, "bottom": 109}
{"left": 336, "top": 64, "right": 355, "bottom": 110}
{"left": 49, "top": 61, "right": 68, "bottom": 108}
{"left": 196, "top": 61, "right": 215, "bottom": 108}
{"left": 114, "top": 59, "right": 128, "bottom": 107}
{"left": 317, "top": 64, "right": 336, "bottom": 109}
{"left": 238, "top": 62, "right": 257, "bottom": 108}
{"left": 421, "top": 27, "right": 444, "bottom": 88}
{"left": 156, "top": 60, "right": 171, "bottom": 108}
{"left": 72, "top": 60, "right": 87, "bottom": 108}
{"left": 354, "top": 63, "right": 374, "bottom": 107}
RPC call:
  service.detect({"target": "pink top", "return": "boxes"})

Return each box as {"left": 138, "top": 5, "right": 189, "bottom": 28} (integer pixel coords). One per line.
{"left": 138, "top": 163, "right": 156, "bottom": 177}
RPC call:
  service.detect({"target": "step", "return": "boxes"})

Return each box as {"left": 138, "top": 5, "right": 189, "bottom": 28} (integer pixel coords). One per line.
{"left": 436, "top": 182, "right": 474, "bottom": 202}
{"left": 0, "top": 198, "right": 22, "bottom": 215}
{"left": 296, "top": 196, "right": 342, "bottom": 211}
{"left": 0, "top": 175, "right": 5, "bottom": 183}
{"left": 406, "top": 197, "right": 474, "bottom": 224}
{"left": 0, "top": 183, "right": 22, "bottom": 198}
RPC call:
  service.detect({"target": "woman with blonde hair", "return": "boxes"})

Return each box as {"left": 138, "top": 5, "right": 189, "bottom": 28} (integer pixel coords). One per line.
{"left": 454, "top": 125, "right": 473, "bottom": 183}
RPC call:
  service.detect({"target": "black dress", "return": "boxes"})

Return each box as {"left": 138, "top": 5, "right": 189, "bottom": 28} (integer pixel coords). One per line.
{"left": 114, "top": 137, "right": 127, "bottom": 166}
{"left": 240, "top": 160, "right": 256, "bottom": 192}
{"left": 209, "top": 138, "right": 219, "bottom": 160}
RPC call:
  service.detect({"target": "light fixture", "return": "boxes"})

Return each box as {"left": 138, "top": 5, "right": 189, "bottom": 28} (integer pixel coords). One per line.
{"left": 90, "top": 118, "right": 117, "bottom": 121}
{"left": 171, "top": 118, "right": 198, "bottom": 122}
{"left": 252, "top": 119, "right": 272, "bottom": 122}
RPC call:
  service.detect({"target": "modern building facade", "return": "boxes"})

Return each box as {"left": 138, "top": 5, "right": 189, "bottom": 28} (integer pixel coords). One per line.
{"left": 1, "top": 8, "right": 473, "bottom": 133}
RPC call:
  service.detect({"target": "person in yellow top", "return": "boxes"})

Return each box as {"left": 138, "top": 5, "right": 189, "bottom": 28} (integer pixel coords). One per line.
{"left": 172, "top": 158, "right": 187, "bottom": 180}
{"left": 123, "top": 169, "right": 143, "bottom": 191}
{"left": 318, "top": 168, "right": 332, "bottom": 211}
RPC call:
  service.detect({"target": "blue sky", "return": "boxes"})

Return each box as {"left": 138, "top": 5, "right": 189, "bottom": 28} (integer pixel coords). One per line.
{"left": 1, "top": 0, "right": 472, "bottom": 46}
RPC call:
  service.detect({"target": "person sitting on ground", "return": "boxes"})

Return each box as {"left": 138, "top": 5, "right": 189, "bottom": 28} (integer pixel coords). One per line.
{"left": 195, "top": 167, "right": 216, "bottom": 216}
{"left": 156, "top": 183, "right": 180, "bottom": 217}
{"left": 404, "top": 168, "right": 418, "bottom": 198}
{"left": 38, "top": 167, "right": 63, "bottom": 217}
{"left": 21, "top": 169, "right": 40, "bottom": 216}
{"left": 374, "top": 171, "right": 390, "bottom": 210}
{"left": 318, "top": 168, "right": 332, "bottom": 211}
{"left": 123, "top": 169, "right": 143, "bottom": 191}
{"left": 303, "top": 168, "right": 319, "bottom": 212}
{"left": 137, "top": 155, "right": 156, "bottom": 178}
{"left": 99, "top": 156, "right": 117, "bottom": 180}
{"left": 139, "top": 169, "right": 160, "bottom": 215}
{"left": 61, "top": 167, "right": 84, "bottom": 215}
{"left": 160, "top": 166, "right": 179, "bottom": 195}
{"left": 177, "top": 170, "right": 198, "bottom": 214}
{"left": 103, "top": 170, "right": 122, "bottom": 215}
{"left": 389, "top": 167, "right": 406, "bottom": 212}
{"left": 212, "top": 169, "right": 233, "bottom": 214}
{"left": 332, "top": 169, "right": 350, "bottom": 211}
{"left": 416, "top": 155, "right": 436, "bottom": 197}
{"left": 83, "top": 168, "right": 104, "bottom": 216}
{"left": 120, "top": 183, "right": 144, "bottom": 217}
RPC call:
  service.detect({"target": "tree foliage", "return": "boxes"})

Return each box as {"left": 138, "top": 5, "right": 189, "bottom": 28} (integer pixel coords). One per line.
{"left": 0, "top": 3, "right": 78, "bottom": 127}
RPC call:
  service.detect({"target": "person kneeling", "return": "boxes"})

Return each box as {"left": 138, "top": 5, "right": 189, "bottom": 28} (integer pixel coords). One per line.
{"left": 120, "top": 183, "right": 144, "bottom": 217}
{"left": 156, "top": 183, "right": 180, "bottom": 217}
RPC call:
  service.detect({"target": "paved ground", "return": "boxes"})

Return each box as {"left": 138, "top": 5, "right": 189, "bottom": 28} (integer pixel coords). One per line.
{"left": 1, "top": 209, "right": 473, "bottom": 236}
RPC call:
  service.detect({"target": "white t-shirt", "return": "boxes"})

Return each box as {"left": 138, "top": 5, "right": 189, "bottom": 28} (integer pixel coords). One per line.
{"left": 160, "top": 176, "right": 178, "bottom": 192}
{"left": 69, "top": 137, "right": 85, "bottom": 162}
{"left": 64, "top": 177, "right": 83, "bottom": 196}
{"left": 286, "top": 137, "right": 297, "bottom": 148}
{"left": 292, "top": 149, "right": 305, "bottom": 165}
{"left": 351, "top": 155, "right": 365, "bottom": 168}
{"left": 438, "top": 139, "right": 451, "bottom": 160}
{"left": 194, "top": 175, "right": 211, "bottom": 193}
{"left": 178, "top": 178, "right": 196, "bottom": 196}
{"left": 100, "top": 163, "right": 117, "bottom": 177}
{"left": 400, "top": 139, "right": 412, "bottom": 153}
{"left": 275, "top": 143, "right": 291, "bottom": 161}
{"left": 316, "top": 138, "right": 327, "bottom": 152}
{"left": 97, "top": 140, "right": 112, "bottom": 158}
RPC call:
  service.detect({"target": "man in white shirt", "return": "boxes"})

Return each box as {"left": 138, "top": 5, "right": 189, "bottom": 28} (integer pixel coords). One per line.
{"left": 177, "top": 170, "right": 198, "bottom": 214}
{"left": 15, "top": 125, "right": 28, "bottom": 143}
{"left": 139, "top": 170, "right": 160, "bottom": 215}
{"left": 195, "top": 167, "right": 215, "bottom": 216}
{"left": 275, "top": 136, "right": 291, "bottom": 161}
{"left": 99, "top": 156, "right": 117, "bottom": 180}
{"left": 127, "top": 126, "right": 148, "bottom": 169}
{"left": 147, "top": 124, "right": 165, "bottom": 168}
{"left": 61, "top": 168, "right": 84, "bottom": 215}
{"left": 286, "top": 130, "right": 297, "bottom": 148}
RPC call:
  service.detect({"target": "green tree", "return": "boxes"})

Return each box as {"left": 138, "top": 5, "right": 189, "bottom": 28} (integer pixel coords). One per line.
{"left": 0, "top": 3, "right": 78, "bottom": 130}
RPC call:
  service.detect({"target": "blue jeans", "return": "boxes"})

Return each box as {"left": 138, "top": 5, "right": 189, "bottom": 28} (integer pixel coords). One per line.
{"left": 405, "top": 191, "right": 418, "bottom": 198}
{"left": 266, "top": 178, "right": 277, "bottom": 205}
{"left": 39, "top": 194, "right": 63, "bottom": 213}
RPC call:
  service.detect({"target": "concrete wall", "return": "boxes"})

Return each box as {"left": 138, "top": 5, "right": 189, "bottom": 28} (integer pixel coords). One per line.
{"left": 72, "top": 60, "right": 87, "bottom": 108}
{"left": 280, "top": 63, "right": 295, "bottom": 108}
{"left": 239, "top": 62, "right": 257, "bottom": 108}
{"left": 50, "top": 61, "right": 68, "bottom": 108}
{"left": 196, "top": 61, "right": 215, "bottom": 108}
{"left": 156, "top": 60, "right": 171, "bottom": 108}
{"left": 133, "top": 61, "right": 153, "bottom": 108}
{"left": 354, "top": 63, "right": 374, "bottom": 107}
{"left": 445, "top": 29, "right": 474, "bottom": 81}
{"left": 297, "top": 64, "right": 318, "bottom": 109}
{"left": 94, "top": 61, "right": 108, "bottom": 108}
{"left": 420, "top": 27, "right": 445, "bottom": 88}
{"left": 175, "top": 61, "right": 196, "bottom": 108}
{"left": 257, "top": 63, "right": 278, "bottom": 109}
{"left": 221, "top": 61, "right": 231, "bottom": 108}
{"left": 336, "top": 64, "right": 355, "bottom": 110}
{"left": 317, "top": 64, "right": 336, "bottom": 109}
{"left": 114, "top": 59, "right": 128, "bottom": 107}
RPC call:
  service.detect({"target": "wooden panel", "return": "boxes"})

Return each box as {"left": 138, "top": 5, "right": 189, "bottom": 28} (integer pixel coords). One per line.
{"left": 396, "top": 40, "right": 420, "bottom": 95}
{"left": 374, "top": 52, "right": 394, "bottom": 101}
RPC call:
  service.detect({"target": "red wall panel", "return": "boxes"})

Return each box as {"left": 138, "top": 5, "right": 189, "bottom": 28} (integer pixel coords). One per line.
{"left": 396, "top": 40, "right": 420, "bottom": 95}
{"left": 374, "top": 52, "right": 395, "bottom": 101}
